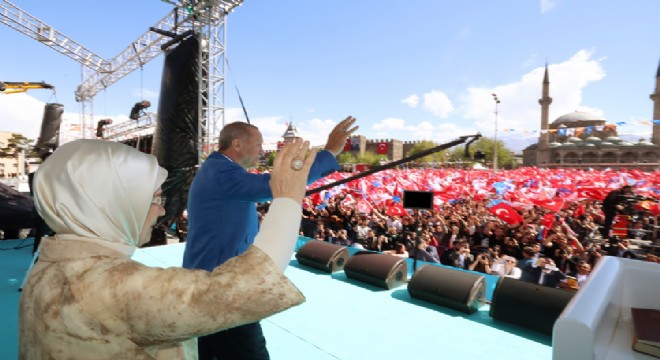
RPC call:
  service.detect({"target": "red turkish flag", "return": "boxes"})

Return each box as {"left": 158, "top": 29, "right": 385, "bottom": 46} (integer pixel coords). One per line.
{"left": 576, "top": 188, "right": 608, "bottom": 201}
{"left": 531, "top": 198, "right": 564, "bottom": 213}
{"left": 541, "top": 213, "right": 556, "bottom": 228}
{"left": 343, "top": 138, "right": 351, "bottom": 151}
{"left": 652, "top": 203, "right": 660, "bottom": 216}
{"left": 277, "top": 141, "right": 285, "bottom": 150}
{"left": 488, "top": 202, "right": 524, "bottom": 225}
{"left": 574, "top": 203, "right": 585, "bottom": 217}
{"left": 386, "top": 202, "right": 406, "bottom": 217}
{"left": 635, "top": 200, "right": 659, "bottom": 214}
{"left": 376, "top": 142, "right": 389, "bottom": 154}
{"left": 356, "top": 198, "right": 373, "bottom": 214}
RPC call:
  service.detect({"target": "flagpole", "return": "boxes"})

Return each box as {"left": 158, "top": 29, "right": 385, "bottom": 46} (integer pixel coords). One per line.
{"left": 492, "top": 93, "right": 500, "bottom": 174}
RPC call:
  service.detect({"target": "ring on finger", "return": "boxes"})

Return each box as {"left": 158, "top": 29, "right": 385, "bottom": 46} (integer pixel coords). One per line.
{"left": 291, "top": 158, "right": 304, "bottom": 171}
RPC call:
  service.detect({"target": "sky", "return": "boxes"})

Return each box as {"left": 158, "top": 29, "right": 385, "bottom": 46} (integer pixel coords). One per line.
{"left": 1, "top": 0, "right": 659, "bottom": 152}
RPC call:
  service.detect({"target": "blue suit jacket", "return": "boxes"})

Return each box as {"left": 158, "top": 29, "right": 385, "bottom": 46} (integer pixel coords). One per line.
{"left": 182, "top": 150, "right": 340, "bottom": 271}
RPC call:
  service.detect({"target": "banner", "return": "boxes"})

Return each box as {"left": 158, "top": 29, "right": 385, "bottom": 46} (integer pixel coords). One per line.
{"left": 488, "top": 202, "right": 524, "bottom": 225}
{"left": 376, "top": 142, "right": 389, "bottom": 154}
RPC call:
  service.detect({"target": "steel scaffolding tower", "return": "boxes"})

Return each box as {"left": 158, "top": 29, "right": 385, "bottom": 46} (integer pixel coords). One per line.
{"left": 0, "top": 0, "right": 243, "bottom": 160}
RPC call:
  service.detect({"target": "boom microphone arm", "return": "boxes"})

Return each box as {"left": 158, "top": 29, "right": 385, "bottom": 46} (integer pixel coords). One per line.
{"left": 306, "top": 133, "right": 482, "bottom": 196}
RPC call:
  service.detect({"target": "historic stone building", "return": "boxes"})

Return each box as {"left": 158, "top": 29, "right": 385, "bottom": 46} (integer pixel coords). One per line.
{"left": 522, "top": 61, "right": 660, "bottom": 170}
{"left": 341, "top": 135, "right": 431, "bottom": 162}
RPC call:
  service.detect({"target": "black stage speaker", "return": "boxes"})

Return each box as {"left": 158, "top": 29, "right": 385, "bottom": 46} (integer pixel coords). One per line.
{"left": 489, "top": 277, "right": 575, "bottom": 336}
{"left": 407, "top": 264, "right": 486, "bottom": 314}
{"left": 295, "top": 241, "right": 349, "bottom": 273}
{"left": 343, "top": 251, "right": 408, "bottom": 290}
{"left": 34, "top": 103, "right": 63, "bottom": 159}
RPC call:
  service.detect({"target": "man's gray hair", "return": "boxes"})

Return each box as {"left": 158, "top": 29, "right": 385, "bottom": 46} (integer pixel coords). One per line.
{"left": 218, "top": 122, "right": 259, "bottom": 150}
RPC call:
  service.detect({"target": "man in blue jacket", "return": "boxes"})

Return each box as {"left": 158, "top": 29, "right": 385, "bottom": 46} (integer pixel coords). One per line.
{"left": 183, "top": 116, "right": 358, "bottom": 360}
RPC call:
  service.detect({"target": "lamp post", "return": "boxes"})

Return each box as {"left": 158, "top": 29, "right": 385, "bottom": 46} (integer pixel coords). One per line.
{"left": 491, "top": 93, "right": 500, "bottom": 173}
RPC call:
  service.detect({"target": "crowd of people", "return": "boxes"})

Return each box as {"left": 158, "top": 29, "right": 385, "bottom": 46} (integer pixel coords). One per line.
{"left": 295, "top": 185, "right": 659, "bottom": 291}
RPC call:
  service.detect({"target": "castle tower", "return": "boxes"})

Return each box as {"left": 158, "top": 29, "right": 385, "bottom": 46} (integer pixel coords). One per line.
{"left": 536, "top": 64, "right": 553, "bottom": 165}
{"left": 651, "top": 60, "right": 660, "bottom": 145}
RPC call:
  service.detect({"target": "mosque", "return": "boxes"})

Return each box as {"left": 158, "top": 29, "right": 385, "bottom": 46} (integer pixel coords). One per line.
{"left": 522, "top": 61, "right": 660, "bottom": 170}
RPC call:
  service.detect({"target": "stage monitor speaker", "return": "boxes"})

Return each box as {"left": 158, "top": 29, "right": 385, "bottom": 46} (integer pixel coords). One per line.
{"left": 489, "top": 277, "right": 575, "bottom": 336}
{"left": 343, "top": 251, "right": 408, "bottom": 290}
{"left": 34, "top": 103, "right": 63, "bottom": 159}
{"left": 295, "top": 241, "right": 349, "bottom": 273}
{"left": 407, "top": 264, "right": 486, "bottom": 314}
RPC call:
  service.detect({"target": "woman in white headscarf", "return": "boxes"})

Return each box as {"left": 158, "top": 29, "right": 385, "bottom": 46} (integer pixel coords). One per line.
{"left": 19, "top": 138, "right": 317, "bottom": 359}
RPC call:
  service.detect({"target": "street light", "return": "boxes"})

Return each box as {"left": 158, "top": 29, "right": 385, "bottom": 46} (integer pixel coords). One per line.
{"left": 491, "top": 93, "right": 500, "bottom": 173}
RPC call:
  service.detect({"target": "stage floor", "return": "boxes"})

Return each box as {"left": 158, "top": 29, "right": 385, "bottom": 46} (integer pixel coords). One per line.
{"left": 1, "top": 238, "right": 552, "bottom": 359}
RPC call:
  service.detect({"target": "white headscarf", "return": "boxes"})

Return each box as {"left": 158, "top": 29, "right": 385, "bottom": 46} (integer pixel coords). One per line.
{"left": 33, "top": 140, "right": 168, "bottom": 255}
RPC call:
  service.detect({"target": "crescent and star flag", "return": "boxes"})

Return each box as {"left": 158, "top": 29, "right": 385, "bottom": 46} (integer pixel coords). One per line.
{"left": 386, "top": 202, "right": 407, "bottom": 217}
{"left": 356, "top": 198, "right": 373, "bottom": 214}
{"left": 531, "top": 198, "right": 564, "bottom": 213}
{"left": 377, "top": 142, "right": 389, "bottom": 154}
{"left": 488, "top": 202, "right": 524, "bottom": 225}
{"left": 576, "top": 188, "right": 608, "bottom": 201}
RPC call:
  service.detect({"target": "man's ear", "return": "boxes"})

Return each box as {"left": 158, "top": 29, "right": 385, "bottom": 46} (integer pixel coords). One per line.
{"left": 231, "top": 138, "right": 242, "bottom": 151}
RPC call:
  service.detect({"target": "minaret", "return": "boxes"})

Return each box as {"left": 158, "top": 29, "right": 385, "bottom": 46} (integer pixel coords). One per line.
{"left": 651, "top": 60, "right": 660, "bottom": 145}
{"left": 536, "top": 64, "right": 553, "bottom": 165}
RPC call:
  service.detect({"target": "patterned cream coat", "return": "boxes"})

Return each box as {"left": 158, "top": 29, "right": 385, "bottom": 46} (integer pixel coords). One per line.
{"left": 19, "top": 140, "right": 305, "bottom": 359}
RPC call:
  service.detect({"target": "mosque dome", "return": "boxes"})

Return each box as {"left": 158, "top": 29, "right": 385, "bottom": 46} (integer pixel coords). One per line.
{"left": 577, "top": 142, "right": 596, "bottom": 147}
{"left": 585, "top": 136, "right": 602, "bottom": 143}
{"left": 552, "top": 111, "right": 603, "bottom": 126}
{"left": 600, "top": 141, "right": 615, "bottom": 147}
{"left": 549, "top": 142, "right": 562, "bottom": 148}
{"left": 637, "top": 138, "right": 654, "bottom": 146}
{"left": 567, "top": 136, "right": 582, "bottom": 143}
{"left": 619, "top": 141, "right": 634, "bottom": 146}
{"left": 605, "top": 136, "right": 622, "bottom": 143}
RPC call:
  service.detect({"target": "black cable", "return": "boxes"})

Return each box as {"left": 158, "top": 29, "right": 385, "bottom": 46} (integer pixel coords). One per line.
{"left": 225, "top": 58, "right": 251, "bottom": 124}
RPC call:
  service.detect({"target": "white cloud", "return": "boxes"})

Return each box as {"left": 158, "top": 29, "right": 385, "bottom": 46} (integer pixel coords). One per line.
{"left": 423, "top": 90, "right": 454, "bottom": 118}
{"left": 541, "top": 0, "right": 558, "bottom": 13}
{"left": 401, "top": 94, "right": 419, "bottom": 108}
{"left": 0, "top": 94, "right": 46, "bottom": 139}
{"left": 462, "top": 49, "right": 606, "bottom": 140}
{"left": 405, "top": 121, "right": 437, "bottom": 140}
{"left": 372, "top": 117, "right": 406, "bottom": 132}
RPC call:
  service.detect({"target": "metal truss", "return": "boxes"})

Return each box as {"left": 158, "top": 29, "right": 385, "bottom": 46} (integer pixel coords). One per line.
{"left": 0, "top": 1, "right": 111, "bottom": 72}
{"left": 103, "top": 113, "right": 158, "bottom": 142}
{"left": 197, "top": 6, "right": 228, "bottom": 160}
{"left": 0, "top": 0, "right": 243, "bottom": 155}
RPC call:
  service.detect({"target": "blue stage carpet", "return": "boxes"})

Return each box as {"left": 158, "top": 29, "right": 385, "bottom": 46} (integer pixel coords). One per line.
{"left": 2, "top": 238, "right": 551, "bottom": 359}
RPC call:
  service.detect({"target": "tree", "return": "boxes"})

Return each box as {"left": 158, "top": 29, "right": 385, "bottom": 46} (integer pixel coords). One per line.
{"left": 267, "top": 152, "right": 277, "bottom": 167}
{"left": 337, "top": 151, "right": 356, "bottom": 164}
{"left": 460, "top": 137, "right": 516, "bottom": 168}
{"left": 406, "top": 140, "right": 447, "bottom": 164}
{"left": 356, "top": 151, "right": 386, "bottom": 166}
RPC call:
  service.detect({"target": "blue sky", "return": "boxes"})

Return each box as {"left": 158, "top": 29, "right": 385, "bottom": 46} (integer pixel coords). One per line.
{"left": 1, "top": 0, "right": 659, "bottom": 152}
